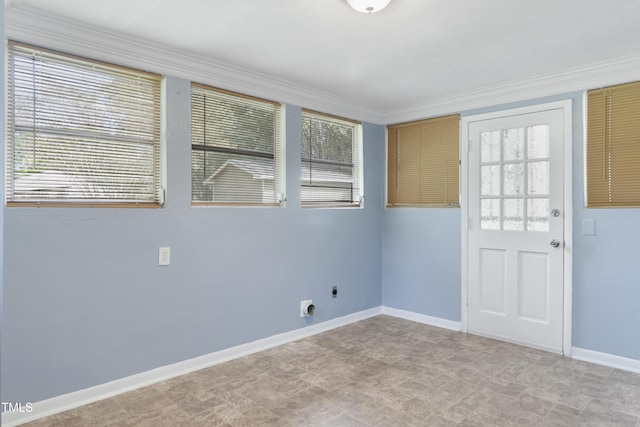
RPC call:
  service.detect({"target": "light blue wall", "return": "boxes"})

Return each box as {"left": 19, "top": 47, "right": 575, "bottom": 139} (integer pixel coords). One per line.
{"left": 571, "top": 102, "right": 640, "bottom": 362}
{"left": 382, "top": 209, "right": 461, "bottom": 321}
{"left": 573, "top": 206, "right": 640, "bottom": 360}
{"left": 381, "top": 92, "right": 640, "bottom": 361}
{"left": 1, "top": 76, "right": 385, "bottom": 403}
{"left": 4, "top": 56, "right": 640, "bottom": 408}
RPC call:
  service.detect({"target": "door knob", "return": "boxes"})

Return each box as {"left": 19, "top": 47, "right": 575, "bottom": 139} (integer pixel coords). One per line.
{"left": 550, "top": 239, "right": 561, "bottom": 248}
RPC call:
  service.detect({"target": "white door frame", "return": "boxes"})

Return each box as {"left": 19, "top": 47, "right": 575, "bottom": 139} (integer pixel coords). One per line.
{"left": 460, "top": 100, "right": 573, "bottom": 356}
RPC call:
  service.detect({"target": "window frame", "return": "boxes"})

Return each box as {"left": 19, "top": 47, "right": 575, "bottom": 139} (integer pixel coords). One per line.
{"left": 190, "top": 83, "right": 284, "bottom": 207}
{"left": 386, "top": 114, "right": 460, "bottom": 208}
{"left": 586, "top": 81, "right": 640, "bottom": 208}
{"left": 5, "top": 41, "right": 163, "bottom": 208}
{"left": 300, "top": 109, "right": 363, "bottom": 209}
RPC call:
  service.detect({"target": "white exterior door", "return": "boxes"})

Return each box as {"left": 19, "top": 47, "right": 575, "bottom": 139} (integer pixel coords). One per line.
{"left": 466, "top": 107, "right": 565, "bottom": 353}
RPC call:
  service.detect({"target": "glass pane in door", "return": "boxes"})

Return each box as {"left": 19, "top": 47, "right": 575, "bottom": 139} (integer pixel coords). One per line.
{"left": 503, "top": 128, "right": 524, "bottom": 161}
{"left": 527, "top": 125, "right": 550, "bottom": 159}
{"left": 481, "top": 131, "right": 501, "bottom": 162}
{"left": 528, "top": 198, "right": 550, "bottom": 231}
{"left": 503, "top": 164, "right": 524, "bottom": 195}
{"left": 528, "top": 161, "right": 549, "bottom": 195}
{"left": 478, "top": 122, "right": 553, "bottom": 233}
{"left": 504, "top": 198, "right": 524, "bottom": 231}
{"left": 481, "top": 165, "right": 500, "bottom": 196}
{"left": 481, "top": 199, "right": 501, "bottom": 230}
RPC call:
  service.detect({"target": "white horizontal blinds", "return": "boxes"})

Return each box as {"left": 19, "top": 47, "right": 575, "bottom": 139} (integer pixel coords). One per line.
{"left": 587, "top": 81, "right": 640, "bottom": 207}
{"left": 6, "top": 41, "right": 161, "bottom": 206}
{"left": 301, "top": 110, "right": 362, "bottom": 207}
{"left": 191, "top": 83, "right": 281, "bottom": 205}
{"left": 387, "top": 114, "right": 460, "bottom": 207}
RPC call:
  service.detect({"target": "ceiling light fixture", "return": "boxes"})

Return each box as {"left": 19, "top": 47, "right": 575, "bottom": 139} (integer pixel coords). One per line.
{"left": 346, "top": 0, "right": 391, "bottom": 14}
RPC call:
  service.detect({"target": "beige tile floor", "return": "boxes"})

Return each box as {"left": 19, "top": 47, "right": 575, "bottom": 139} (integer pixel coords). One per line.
{"left": 24, "top": 315, "right": 640, "bottom": 426}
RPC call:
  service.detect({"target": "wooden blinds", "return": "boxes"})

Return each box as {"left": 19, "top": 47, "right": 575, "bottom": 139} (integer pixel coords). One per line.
{"left": 587, "top": 81, "right": 640, "bottom": 207}
{"left": 387, "top": 115, "right": 460, "bottom": 207}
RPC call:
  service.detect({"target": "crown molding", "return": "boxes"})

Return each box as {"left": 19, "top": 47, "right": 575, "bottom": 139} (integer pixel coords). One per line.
{"left": 382, "top": 53, "right": 640, "bottom": 124}
{"left": 5, "top": 6, "right": 385, "bottom": 124}
{"left": 6, "top": 5, "right": 640, "bottom": 126}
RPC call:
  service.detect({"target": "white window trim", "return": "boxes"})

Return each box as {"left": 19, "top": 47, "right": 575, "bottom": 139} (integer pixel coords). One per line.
{"left": 300, "top": 110, "right": 363, "bottom": 209}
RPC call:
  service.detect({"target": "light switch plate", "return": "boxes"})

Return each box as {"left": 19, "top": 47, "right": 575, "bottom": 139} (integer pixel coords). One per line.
{"left": 158, "top": 247, "right": 171, "bottom": 266}
{"left": 583, "top": 219, "right": 596, "bottom": 236}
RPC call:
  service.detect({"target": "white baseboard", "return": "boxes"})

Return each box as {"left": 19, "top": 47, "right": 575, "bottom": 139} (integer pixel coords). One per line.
{"left": 17, "top": 307, "right": 640, "bottom": 427}
{"left": 381, "top": 309, "right": 640, "bottom": 376}
{"left": 2, "top": 306, "right": 382, "bottom": 427}
{"left": 381, "top": 306, "right": 461, "bottom": 332}
{"left": 572, "top": 347, "right": 640, "bottom": 374}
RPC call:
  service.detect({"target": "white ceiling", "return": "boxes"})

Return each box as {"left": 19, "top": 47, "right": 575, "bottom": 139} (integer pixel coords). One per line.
{"left": 5, "top": 0, "right": 640, "bottom": 122}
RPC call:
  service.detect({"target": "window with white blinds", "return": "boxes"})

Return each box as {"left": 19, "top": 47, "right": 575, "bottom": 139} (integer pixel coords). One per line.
{"left": 301, "top": 110, "right": 363, "bottom": 207}
{"left": 6, "top": 41, "right": 162, "bottom": 207}
{"left": 587, "top": 81, "right": 640, "bottom": 207}
{"left": 191, "top": 83, "right": 282, "bottom": 206}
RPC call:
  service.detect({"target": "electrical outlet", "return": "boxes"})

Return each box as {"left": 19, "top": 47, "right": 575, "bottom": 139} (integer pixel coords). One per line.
{"left": 158, "top": 247, "right": 171, "bottom": 266}
{"left": 332, "top": 285, "right": 338, "bottom": 298}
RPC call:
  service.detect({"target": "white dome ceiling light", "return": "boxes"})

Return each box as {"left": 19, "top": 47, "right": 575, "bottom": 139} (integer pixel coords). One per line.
{"left": 346, "top": 0, "right": 392, "bottom": 14}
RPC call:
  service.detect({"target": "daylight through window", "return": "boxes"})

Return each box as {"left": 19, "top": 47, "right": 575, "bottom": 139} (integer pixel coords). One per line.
{"left": 191, "top": 84, "right": 282, "bottom": 206}
{"left": 6, "top": 41, "right": 162, "bottom": 206}
{"left": 301, "top": 110, "right": 363, "bottom": 208}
